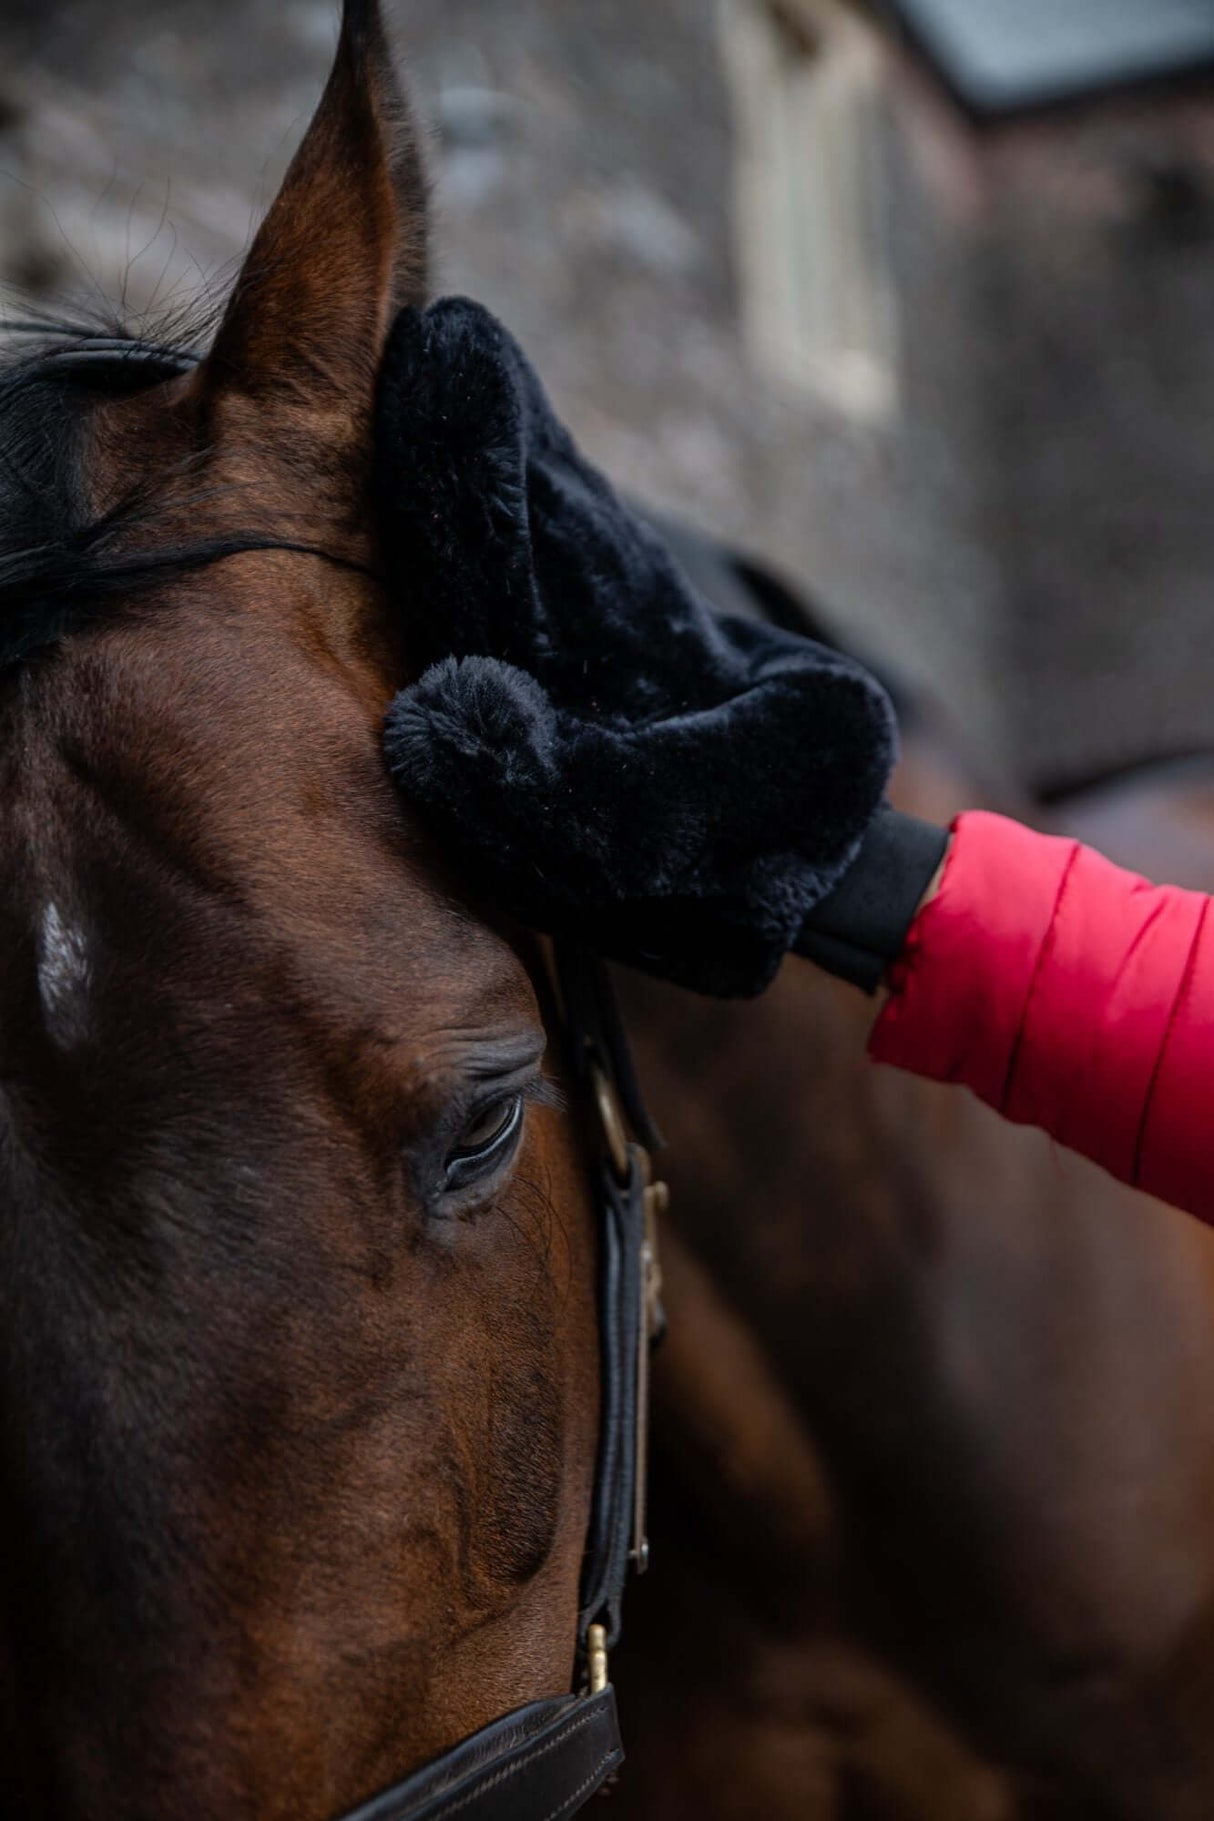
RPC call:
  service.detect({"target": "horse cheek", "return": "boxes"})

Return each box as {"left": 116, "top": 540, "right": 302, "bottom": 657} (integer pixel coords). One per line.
{"left": 476, "top": 1354, "right": 565, "bottom": 1590}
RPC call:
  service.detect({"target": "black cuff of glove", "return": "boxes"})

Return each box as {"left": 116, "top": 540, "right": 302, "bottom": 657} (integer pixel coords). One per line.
{"left": 794, "top": 807, "right": 949, "bottom": 995}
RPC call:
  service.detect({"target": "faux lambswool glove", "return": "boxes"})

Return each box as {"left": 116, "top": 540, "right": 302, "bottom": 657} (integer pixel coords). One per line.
{"left": 376, "top": 296, "right": 899, "bottom": 998}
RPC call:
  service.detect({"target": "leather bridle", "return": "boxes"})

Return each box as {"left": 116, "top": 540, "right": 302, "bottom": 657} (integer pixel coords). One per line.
{"left": 335, "top": 942, "right": 667, "bottom": 1821}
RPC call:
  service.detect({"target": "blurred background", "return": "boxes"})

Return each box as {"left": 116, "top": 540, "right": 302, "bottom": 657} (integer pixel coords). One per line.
{"left": 4, "top": 0, "right": 1214, "bottom": 789}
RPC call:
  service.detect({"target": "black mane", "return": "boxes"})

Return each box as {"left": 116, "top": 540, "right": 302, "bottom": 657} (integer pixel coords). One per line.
{"left": 0, "top": 308, "right": 358, "bottom": 673}
{"left": 0, "top": 312, "right": 200, "bottom": 668}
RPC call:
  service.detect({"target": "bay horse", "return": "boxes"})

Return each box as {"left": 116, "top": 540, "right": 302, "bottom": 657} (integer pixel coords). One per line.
{"left": 0, "top": 5, "right": 624, "bottom": 1816}
{"left": 7, "top": 4, "right": 1214, "bottom": 1819}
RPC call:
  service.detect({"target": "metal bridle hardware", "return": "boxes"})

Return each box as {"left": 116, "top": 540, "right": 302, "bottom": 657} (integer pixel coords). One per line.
{"left": 335, "top": 944, "right": 666, "bottom": 1821}
{"left": 586, "top": 1623, "right": 610, "bottom": 1699}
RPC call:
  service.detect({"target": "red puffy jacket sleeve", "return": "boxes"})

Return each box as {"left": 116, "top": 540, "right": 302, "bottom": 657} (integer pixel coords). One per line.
{"left": 869, "top": 811, "right": 1214, "bottom": 1224}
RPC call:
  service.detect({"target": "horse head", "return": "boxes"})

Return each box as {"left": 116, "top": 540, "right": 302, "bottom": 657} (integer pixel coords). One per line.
{"left": 0, "top": 5, "right": 608, "bottom": 1814}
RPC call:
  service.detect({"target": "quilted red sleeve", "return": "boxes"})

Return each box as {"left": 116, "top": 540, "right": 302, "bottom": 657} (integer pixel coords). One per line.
{"left": 869, "top": 811, "right": 1214, "bottom": 1225}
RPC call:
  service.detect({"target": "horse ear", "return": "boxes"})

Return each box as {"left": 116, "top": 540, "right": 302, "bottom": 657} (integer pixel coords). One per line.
{"left": 200, "top": 0, "right": 426, "bottom": 422}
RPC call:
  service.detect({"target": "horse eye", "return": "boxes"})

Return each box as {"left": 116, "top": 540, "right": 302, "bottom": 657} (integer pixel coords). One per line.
{"left": 444, "top": 1095, "right": 524, "bottom": 1191}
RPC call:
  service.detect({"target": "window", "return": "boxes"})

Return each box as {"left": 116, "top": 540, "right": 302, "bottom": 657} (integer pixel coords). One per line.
{"left": 721, "top": 0, "right": 899, "bottom": 425}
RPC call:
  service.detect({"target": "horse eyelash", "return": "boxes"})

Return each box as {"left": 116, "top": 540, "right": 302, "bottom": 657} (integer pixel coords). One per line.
{"left": 524, "top": 1075, "right": 566, "bottom": 1114}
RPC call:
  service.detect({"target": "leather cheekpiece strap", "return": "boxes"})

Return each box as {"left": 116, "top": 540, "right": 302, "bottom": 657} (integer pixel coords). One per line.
{"left": 553, "top": 941, "right": 655, "bottom": 1656}
{"left": 336, "top": 1689, "right": 623, "bottom": 1821}
{"left": 575, "top": 1146, "right": 646, "bottom": 1650}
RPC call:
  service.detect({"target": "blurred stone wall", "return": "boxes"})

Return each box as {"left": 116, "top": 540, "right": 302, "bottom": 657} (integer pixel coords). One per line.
{"left": 2, "top": 0, "right": 1214, "bottom": 789}
{"left": 980, "top": 95, "right": 1214, "bottom": 787}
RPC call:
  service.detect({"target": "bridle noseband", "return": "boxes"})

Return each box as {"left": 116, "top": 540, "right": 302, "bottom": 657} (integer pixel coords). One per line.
{"left": 337, "top": 943, "right": 666, "bottom": 1821}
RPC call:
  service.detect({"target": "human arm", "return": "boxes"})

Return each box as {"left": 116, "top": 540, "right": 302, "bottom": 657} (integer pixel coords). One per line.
{"left": 863, "top": 810, "right": 1214, "bottom": 1225}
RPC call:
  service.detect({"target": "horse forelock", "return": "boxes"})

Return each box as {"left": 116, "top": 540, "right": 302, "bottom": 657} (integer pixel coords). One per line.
{"left": 0, "top": 313, "right": 386, "bottom": 678}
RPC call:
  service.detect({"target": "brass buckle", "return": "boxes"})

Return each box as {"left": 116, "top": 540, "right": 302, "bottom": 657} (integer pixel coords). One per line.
{"left": 587, "top": 1622, "right": 609, "bottom": 1696}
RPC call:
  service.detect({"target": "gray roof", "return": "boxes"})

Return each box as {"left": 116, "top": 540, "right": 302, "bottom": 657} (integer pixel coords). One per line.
{"left": 883, "top": 0, "right": 1214, "bottom": 112}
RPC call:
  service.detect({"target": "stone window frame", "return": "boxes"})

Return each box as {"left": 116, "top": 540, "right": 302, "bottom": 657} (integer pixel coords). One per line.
{"left": 721, "top": 0, "right": 900, "bottom": 425}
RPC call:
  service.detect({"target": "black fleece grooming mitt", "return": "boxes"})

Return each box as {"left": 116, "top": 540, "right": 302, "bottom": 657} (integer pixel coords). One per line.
{"left": 377, "top": 297, "right": 897, "bottom": 998}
